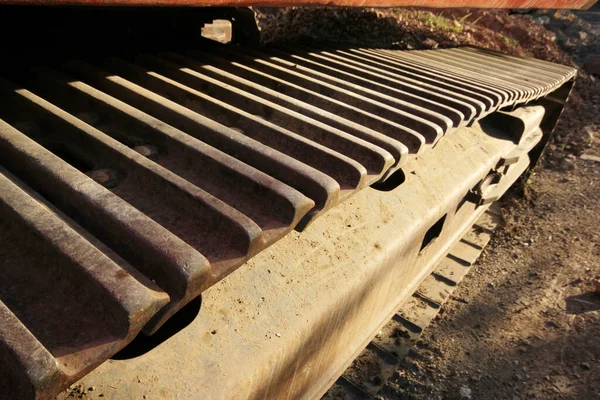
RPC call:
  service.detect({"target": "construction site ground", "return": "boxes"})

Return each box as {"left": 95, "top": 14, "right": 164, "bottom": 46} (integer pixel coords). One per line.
{"left": 255, "top": 6, "right": 600, "bottom": 400}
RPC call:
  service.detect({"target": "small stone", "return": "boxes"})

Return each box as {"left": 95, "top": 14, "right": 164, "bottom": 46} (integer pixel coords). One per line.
{"left": 459, "top": 385, "right": 472, "bottom": 399}
{"left": 88, "top": 386, "right": 95, "bottom": 391}
{"left": 275, "top": 333, "right": 281, "bottom": 337}
{"left": 87, "top": 169, "right": 120, "bottom": 189}
{"left": 133, "top": 144, "right": 160, "bottom": 160}
{"left": 534, "top": 15, "right": 551, "bottom": 25}
{"left": 581, "top": 362, "right": 591, "bottom": 370}
{"left": 581, "top": 154, "right": 600, "bottom": 163}
{"left": 422, "top": 38, "right": 439, "bottom": 49}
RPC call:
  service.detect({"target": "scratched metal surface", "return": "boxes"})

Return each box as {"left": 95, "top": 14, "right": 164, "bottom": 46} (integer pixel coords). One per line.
{"left": 0, "top": 43, "right": 575, "bottom": 399}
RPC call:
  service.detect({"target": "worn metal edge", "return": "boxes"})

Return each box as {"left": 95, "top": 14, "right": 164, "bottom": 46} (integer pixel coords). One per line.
{"left": 323, "top": 204, "right": 504, "bottom": 399}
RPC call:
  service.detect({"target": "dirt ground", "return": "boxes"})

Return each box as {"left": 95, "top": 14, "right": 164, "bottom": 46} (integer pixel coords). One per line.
{"left": 256, "top": 6, "right": 600, "bottom": 400}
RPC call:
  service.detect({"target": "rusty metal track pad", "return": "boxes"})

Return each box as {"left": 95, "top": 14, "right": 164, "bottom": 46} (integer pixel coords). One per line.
{"left": 0, "top": 44, "right": 575, "bottom": 399}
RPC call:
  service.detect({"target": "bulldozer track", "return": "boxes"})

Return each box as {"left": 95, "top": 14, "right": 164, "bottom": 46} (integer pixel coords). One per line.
{"left": 324, "top": 206, "right": 503, "bottom": 399}
{"left": 0, "top": 30, "right": 576, "bottom": 399}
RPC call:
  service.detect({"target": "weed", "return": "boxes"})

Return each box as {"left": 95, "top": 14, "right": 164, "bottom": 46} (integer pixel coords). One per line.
{"left": 457, "top": 13, "right": 472, "bottom": 24}
{"left": 417, "top": 11, "right": 463, "bottom": 34}
{"left": 502, "top": 35, "right": 520, "bottom": 46}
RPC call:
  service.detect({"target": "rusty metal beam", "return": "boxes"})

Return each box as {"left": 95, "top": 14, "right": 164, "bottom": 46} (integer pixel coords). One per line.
{"left": 0, "top": 0, "right": 596, "bottom": 9}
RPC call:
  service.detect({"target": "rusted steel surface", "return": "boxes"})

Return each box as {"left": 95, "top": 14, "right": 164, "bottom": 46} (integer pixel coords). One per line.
{"left": 61, "top": 110, "right": 546, "bottom": 400}
{"left": 0, "top": 0, "right": 596, "bottom": 9}
{"left": 0, "top": 167, "right": 171, "bottom": 400}
{"left": 0, "top": 44, "right": 575, "bottom": 399}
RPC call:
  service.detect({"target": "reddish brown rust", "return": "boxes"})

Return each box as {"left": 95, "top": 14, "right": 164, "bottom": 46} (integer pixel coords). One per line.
{"left": 0, "top": 0, "right": 595, "bottom": 8}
